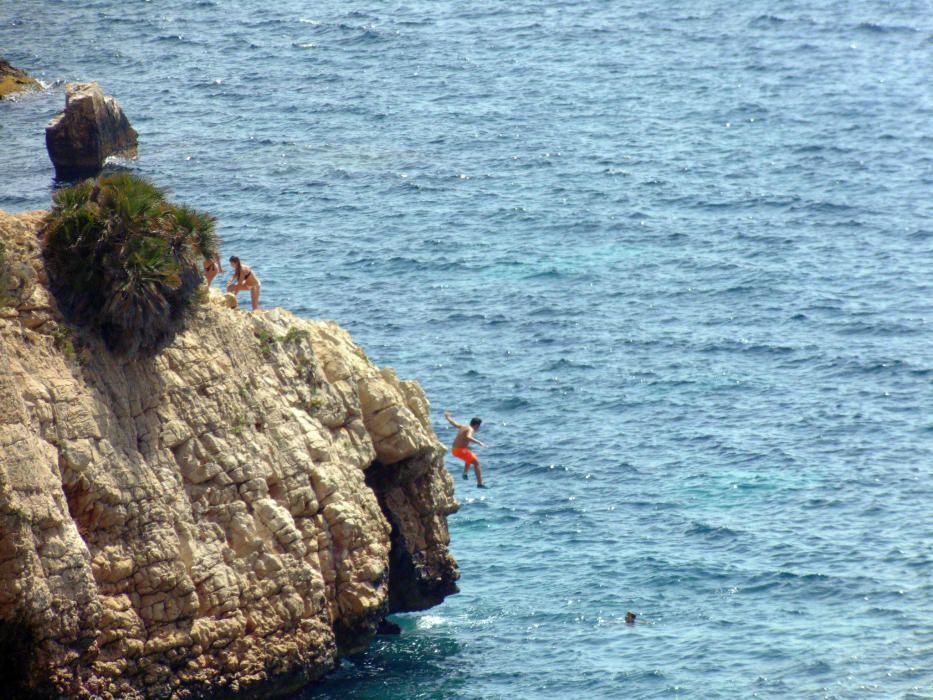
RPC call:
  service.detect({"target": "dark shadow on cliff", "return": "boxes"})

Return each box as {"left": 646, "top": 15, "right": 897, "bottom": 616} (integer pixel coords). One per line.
{"left": 0, "top": 618, "right": 40, "bottom": 698}
{"left": 365, "top": 453, "right": 460, "bottom": 614}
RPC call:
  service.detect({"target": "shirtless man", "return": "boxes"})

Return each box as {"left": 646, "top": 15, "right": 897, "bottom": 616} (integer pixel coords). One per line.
{"left": 444, "top": 411, "right": 487, "bottom": 488}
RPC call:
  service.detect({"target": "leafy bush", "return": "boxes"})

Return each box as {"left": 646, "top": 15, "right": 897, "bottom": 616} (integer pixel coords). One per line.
{"left": 43, "top": 173, "right": 217, "bottom": 355}
{"left": 283, "top": 326, "right": 310, "bottom": 344}
{"left": 254, "top": 328, "right": 278, "bottom": 357}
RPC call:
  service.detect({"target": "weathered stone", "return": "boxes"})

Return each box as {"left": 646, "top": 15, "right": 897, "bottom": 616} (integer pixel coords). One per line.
{"left": 0, "top": 209, "right": 459, "bottom": 698}
{"left": 45, "top": 82, "right": 138, "bottom": 180}
{"left": 0, "top": 59, "right": 40, "bottom": 99}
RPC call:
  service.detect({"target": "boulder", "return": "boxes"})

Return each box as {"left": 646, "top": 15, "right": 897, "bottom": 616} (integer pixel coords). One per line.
{"left": 0, "top": 59, "right": 40, "bottom": 99}
{"left": 45, "top": 82, "right": 138, "bottom": 180}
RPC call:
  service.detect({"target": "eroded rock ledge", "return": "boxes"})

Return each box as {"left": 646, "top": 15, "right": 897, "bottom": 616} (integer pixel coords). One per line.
{"left": 0, "top": 210, "right": 459, "bottom": 699}
{"left": 0, "top": 59, "right": 40, "bottom": 99}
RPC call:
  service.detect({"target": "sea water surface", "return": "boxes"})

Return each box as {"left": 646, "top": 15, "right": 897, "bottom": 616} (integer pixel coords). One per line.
{"left": 2, "top": 1, "right": 933, "bottom": 697}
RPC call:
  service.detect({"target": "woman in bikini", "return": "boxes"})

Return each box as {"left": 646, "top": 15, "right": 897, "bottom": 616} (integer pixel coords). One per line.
{"left": 226, "top": 256, "right": 261, "bottom": 310}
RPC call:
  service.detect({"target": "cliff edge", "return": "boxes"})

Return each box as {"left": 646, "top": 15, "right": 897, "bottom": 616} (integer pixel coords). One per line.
{"left": 0, "top": 210, "right": 459, "bottom": 698}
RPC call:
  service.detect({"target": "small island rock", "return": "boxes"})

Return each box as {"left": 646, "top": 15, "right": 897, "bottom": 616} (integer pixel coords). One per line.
{"left": 45, "top": 81, "right": 138, "bottom": 180}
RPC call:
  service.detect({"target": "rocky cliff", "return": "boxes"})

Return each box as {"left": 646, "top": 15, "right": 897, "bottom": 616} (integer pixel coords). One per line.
{"left": 0, "top": 59, "right": 40, "bottom": 99}
{"left": 0, "top": 210, "right": 459, "bottom": 698}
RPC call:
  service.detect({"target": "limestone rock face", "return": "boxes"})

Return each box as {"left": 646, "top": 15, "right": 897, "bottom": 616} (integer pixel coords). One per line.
{"left": 0, "top": 59, "right": 40, "bottom": 99}
{"left": 0, "top": 210, "right": 459, "bottom": 698}
{"left": 45, "top": 82, "right": 139, "bottom": 180}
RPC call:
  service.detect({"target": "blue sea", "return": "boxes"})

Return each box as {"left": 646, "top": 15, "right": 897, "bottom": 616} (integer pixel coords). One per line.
{"left": 3, "top": 1, "right": 933, "bottom": 697}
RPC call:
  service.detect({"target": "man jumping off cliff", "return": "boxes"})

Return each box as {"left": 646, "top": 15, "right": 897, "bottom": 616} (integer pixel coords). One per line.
{"left": 444, "top": 411, "right": 488, "bottom": 488}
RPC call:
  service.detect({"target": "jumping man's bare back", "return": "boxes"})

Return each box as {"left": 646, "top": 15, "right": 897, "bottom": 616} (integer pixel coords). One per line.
{"left": 452, "top": 425, "right": 474, "bottom": 450}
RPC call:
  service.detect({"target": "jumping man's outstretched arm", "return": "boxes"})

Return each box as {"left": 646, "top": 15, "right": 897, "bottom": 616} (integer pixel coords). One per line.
{"left": 444, "top": 411, "right": 463, "bottom": 429}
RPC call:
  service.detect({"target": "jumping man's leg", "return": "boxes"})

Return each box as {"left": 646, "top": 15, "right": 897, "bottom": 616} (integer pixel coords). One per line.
{"left": 454, "top": 448, "right": 473, "bottom": 480}
{"left": 473, "top": 459, "right": 484, "bottom": 488}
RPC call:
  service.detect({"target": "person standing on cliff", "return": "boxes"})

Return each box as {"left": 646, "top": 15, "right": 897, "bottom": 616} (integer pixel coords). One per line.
{"left": 444, "top": 411, "right": 488, "bottom": 488}
{"left": 203, "top": 254, "right": 223, "bottom": 286}
{"left": 226, "top": 256, "right": 261, "bottom": 310}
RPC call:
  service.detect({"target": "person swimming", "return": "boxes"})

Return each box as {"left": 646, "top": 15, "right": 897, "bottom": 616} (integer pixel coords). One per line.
{"left": 444, "top": 410, "right": 488, "bottom": 488}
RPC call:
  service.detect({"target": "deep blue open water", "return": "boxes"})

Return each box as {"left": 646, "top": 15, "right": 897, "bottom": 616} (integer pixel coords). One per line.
{"left": 3, "top": 1, "right": 933, "bottom": 697}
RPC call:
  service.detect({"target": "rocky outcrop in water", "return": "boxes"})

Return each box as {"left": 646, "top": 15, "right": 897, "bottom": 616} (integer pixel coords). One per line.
{"left": 45, "top": 82, "right": 139, "bottom": 180}
{"left": 0, "top": 59, "right": 40, "bottom": 99}
{"left": 0, "top": 210, "right": 459, "bottom": 698}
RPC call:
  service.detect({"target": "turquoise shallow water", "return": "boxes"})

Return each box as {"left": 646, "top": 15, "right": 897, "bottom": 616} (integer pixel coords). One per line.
{"left": 3, "top": 1, "right": 933, "bottom": 697}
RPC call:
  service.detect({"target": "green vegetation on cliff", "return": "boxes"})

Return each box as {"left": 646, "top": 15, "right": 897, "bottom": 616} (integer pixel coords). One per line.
{"left": 43, "top": 173, "right": 217, "bottom": 355}
{"left": 0, "top": 238, "right": 11, "bottom": 306}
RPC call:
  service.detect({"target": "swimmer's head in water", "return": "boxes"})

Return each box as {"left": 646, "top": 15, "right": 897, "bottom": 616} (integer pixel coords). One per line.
{"left": 625, "top": 612, "right": 636, "bottom": 624}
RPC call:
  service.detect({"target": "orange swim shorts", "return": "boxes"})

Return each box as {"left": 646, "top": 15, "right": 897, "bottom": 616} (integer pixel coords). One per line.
{"left": 452, "top": 447, "right": 477, "bottom": 464}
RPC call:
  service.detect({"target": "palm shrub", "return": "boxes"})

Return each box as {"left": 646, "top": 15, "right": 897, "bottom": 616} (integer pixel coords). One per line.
{"left": 43, "top": 173, "right": 217, "bottom": 356}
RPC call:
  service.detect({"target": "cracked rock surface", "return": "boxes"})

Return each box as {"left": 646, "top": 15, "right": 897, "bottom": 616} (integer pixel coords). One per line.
{"left": 0, "top": 210, "right": 459, "bottom": 699}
